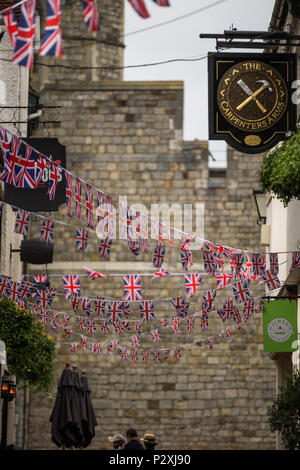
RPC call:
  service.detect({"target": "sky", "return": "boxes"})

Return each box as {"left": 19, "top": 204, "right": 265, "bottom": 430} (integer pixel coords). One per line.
{"left": 123, "top": 0, "right": 276, "bottom": 166}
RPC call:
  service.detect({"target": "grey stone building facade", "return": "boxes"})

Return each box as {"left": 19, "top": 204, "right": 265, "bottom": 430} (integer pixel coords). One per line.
{"left": 23, "top": 0, "right": 276, "bottom": 450}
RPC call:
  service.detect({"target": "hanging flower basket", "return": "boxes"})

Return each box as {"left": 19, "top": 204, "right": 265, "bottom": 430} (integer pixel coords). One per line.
{"left": 258, "top": 127, "right": 300, "bottom": 207}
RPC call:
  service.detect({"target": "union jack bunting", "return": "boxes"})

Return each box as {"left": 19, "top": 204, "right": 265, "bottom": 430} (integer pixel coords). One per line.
{"left": 118, "top": 200, "right": 127, "bottom": 240}
{"left": 12, "top": 0, "right": 37, "bottom": 68}
{"left": 122, "top": 302, "right": 131, "bottom": 318}
{"left": 33, "top": 288, "right": 54, "bottom": 313}
{"left": 208, "top": 337, "right": 214, "bottom": 350}
{"left": 255, "top": 298, "right": 264, "bottom": 314}
{"left": 160, "top": 318, "right": 168, "bottom": 328}
{"left": 150, "top": 329, "right": 161, "bottom": 343}
{"left": 38, "top": 311, "right": 48, "bottom": 325}
{"left": 225, "top": 328, "right": 232, "bottom": 340}
{"left": 180, "top": 247, "right": 192, "bottom": 272}
{"left": 136, "top": 321, "right": 142, "bottom": 336}
{"left": 19, "top": 282, "right": 33, "bottom": 304}
{"left": 16, "top": 144, "right": 42, "bottom": 189}
{"left": 184, "top": 273, "right": 202, "bottom": 298}
{"left": 81, "top": 0, "right": 100, "bottom": 32}
{"left": 106, "top": 195, "right": 114, "bottom": 237}
{"left": 33, "top": 275, "right": 49, "bottom": 284}
{"left": 151, "top": 269, "right": 170, "bottom": 280}
{"left": 75, "top": 178, "right": 82, "bottom": 220}
{"left": 86, "top": 319, "right": 97, "bottom": 335}
{"left": 99, "top": 237, "right": 112, "bottom": 259}
{"left": 140, "top": 300, "right": 154, "bottom": 322}
{"left": 64, "top": 328, "right": 72, "bottom": 338}
{"left": 174, "top": 347, "right": 181, "bottom": 361}
{"left": 40, "top": 218, "right": 54, "bottom": 243}
{"left": 131, "top": 349, "right": 138, "bottom": 363}
{"left": 130, "top": 335, "right": 141, "bottom": 349}
{"left": 2, "top": 7, "right": 18, "bottom": 47}
{"left": 141, "top": 350, "right": 148, "bottom": 364}
{"left": 251, "top": 253, "right": 266, "bottom": 276}
{"left": 62, "top": 275, "right": 80, "bottom": 299}
{"left": 153, "top": 243, "right": 166, "bottom": 269}
{"left": 230, "top": 253, "right": 244, "bottom": 278}
{"left": 0, "top": 276, "right": 12, "bottom": 297}
{"left": 200, "top": 315, "right": 209, "bottom": 332}
{"left": 0, "top": 134, "right": 21, "bottom": 186}
{"left": 82, "top": 266, "right": 109, "bottom": 280}
{"left": 39, "top": 0, "right": 63, "bottom": 57}
{"left": 171, "top": 296, "right": 189, "bottom": 318}
{"left": 128, "top": 0, "right": 150, "bottom": 18}
{"left": 269, "top": 252, "right": 279, "bottom": 275}
{"left": 70, "top": 342, "right": 79, "bottom": 352}
{"left": 170, "top": 317, "right": 180, "bottom": 334}
{"left": 77, "top": 316, "right": 87, "bottom": 332}
{"left": 153, "top": 350, "right": 161, "bottom": 364}
{"left": 60, "top": 314, "right": 70, "bottom": 329}
{"left": 99, "top": 320, "right": 110, "bottom": 335}
{"left": 231, "top": 306, "right": 241, "bottom": 328}
{"left": 232, "top": 279, "right": 250, "bottom": 304}
{"left": 96, "top": 191, "right": 105, "bottom": 235}
{"left": 187, "top": 316, "right": 195, "bottom": 334}
{"left": 141, "top": 214, "right": 148, "bottom": 253}
{"left": 94, "top": 296, "right": 106, "bottom": 318}
{"left": 70, "top": 292, "right": 80, "bottom": 312}
{"left": 215, "top": 272, "right": 233, "bottom": 288}
{"left": 261, "top": 269, "right": 281, "bottom": 291}
{"left": 290, "top": 251, "right": 300, "bottom": 271}
{"left": 128, "top": 240, "right": 141, "bottom": 256}
{"left": 202, "top": 289, "right": 216, "bottom": 306}
{"left": 119, "top": 346, "right": 129, "bottom": 361}
{"left": 202, "top": 250, "right": 217, "bottom": 277}
{"left": 85, "top": 184, "right": 94, "bottom": 229}
{"left": 107, "top": 339, "right": 119, "bottom": 355}
{"left": 65, "top": 171, "right": 72, "bottom": 217}
{"left": 90, "top": 341, "right": 102, "bottom": 355}
{"left": 5, "top": 281, "right": 21, "bottom": 304}
{"left": 76, "top": 227, "right": 89, "bottom": 251}
{"left": 113, "top": 321, "right": 125, "bottom": 336}
{"left": 14, "top": 209, "right": 30, "bottom": 235}
{"left": 107, "top": 300, "right": 124, "bottom": 323}
{"left": 242, "top": 298, "right": 255, "bottom": 321}
{"left": 202, "top": 301, "right": 214, "bottom": 317}
{"left": 164, "top": 349, "right": 170, "bottom": 361}
{"left": 47, "top": 163, "right": 60, "bottom": 201}
{"left": 80, "top": 297, "right": 93, "bottom": 316}
{"left": 123, "top": 274, "right": 142, "bottom": 301}
{"left": 220, "top": 298, "right": 234, "bottom": 321}
{"left": 80, "top": 335, "right": 88, "bottom": 351}
{"left": 242, "top": 255, "right": 254, "bottom": 280}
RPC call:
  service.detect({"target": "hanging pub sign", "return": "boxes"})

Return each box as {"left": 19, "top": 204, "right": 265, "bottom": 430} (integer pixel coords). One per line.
{"left": 208, "top": 52, "right": 297, "bottom": 154}
{"left": 4, "top": 138, "right": 66, "bottom": 211}
{"left": 263, "top": 299, "right": 298, "bottom": 353}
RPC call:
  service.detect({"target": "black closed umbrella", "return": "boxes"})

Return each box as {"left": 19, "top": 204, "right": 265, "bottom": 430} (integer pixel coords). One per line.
{"left": 79, "top": 370, "right": 98, "bottom": 448}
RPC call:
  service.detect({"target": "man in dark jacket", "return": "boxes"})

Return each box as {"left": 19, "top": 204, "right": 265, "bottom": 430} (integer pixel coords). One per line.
{"left": 123, "top": 428, "right": 144, "bottom": 450}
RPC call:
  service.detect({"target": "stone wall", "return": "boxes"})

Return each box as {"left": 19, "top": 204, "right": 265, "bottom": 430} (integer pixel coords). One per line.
{"left": 25, "top": 0, "right": 276, "bottom": 451}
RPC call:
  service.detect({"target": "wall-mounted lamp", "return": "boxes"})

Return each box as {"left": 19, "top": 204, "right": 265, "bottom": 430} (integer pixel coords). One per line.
{"left": 253, "top": 189, "right": 267, "bottom": 225}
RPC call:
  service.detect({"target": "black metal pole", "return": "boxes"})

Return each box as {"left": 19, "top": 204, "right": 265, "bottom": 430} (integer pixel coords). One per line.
{"left": 0, "top": 396, "right": 8, "bottom": 450}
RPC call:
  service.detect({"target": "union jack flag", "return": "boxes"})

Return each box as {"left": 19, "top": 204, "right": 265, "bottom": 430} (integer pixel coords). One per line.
{"left": 122, "top": 302, "right": 131, "bottom": 318}
{"left": 6, "top": 281, "right": 22, "bottom": 304}
{"left": 186, "top": 316, "right": 195, "bottom": 334}
{"left": 130, "top": 335, "right": 141, "bottom": 349}
{"left": 62, "top": 275, "right": 80, "bottom": 299}
{"left": 119, "top": 346, "right": 129, "bottom": 361}
{"left": 83, "top": 266, "right": 109, "bottom": 280}
{"left": 128, "top": 240, "right": 141, "bottom": 256}
{"left": 153, "top": 243, "right": 166, "bottom": 269}
{"left": 164, "top": 349, "right": 170, "bottom": 361}
{"left": 261, "top": 269, "right": 281, "bottom": 291}
{"left": 202, "top": 250, "right": 217, "bottom": 277}
{"left": 107, "top": 339, "right": 119, "bottom": 355}
{"left": 242, "top": 298, "right": 255, "bottom": 321}
{"left": 16, "top": 144, "right": 42, "bottom": 189}
{"left": 232, "top": 279, "right": 250, "bottom": 304}
{"left": 208, "top": 337, "right": 214, "bottom": 350}
{"left": 77, "top": 314, "right": 86, "bottom": 331}
{"left": 215, "top": 272, "right": 233, "bottom": 288}
{"left": 80, "top": 297, "right": 92, "bottom": 316}
{"left": 128, "top": 0, "right": 150, "bottom": 18}
{"left": 70, "top": 342, "right": 79, "bottom": 352}
{"left": 81, "top": 0, "right": 100, "bottom": 32}
{"left": 141, "top": 214, "right": 148, "bottom": 253}
{"left": 202, "top": 301, "right": 214, "bottom": 317}
{"left": 230, "top": 253, "right": 244, "bottom": 278}
{"left": 105, "top": 195, "right": 115, "bottom": 238}
{"left": 200, "top": 314, "right": 209, "bottom": 332}
{"left": 60, "top": 314, "right": 70, "bottom": 329}
{"left": 170, "top": 317, "right": 180, "bottom": 334}
{"left": 0, "top": 134, "right": 21, "bottom": 186}
{"left": 76, "top": 227, "right": 89, "bottom": 251}
{"left": 33, "top": 275, "right": 49, "bottom": 284}
{"left": 152, "top": 0, "right": 170, "bottom": 5}
{"left": 231, "top": 306, "right": 241, "bottom": 328}
{"left": 64, "top": 328, "right": 72, "bottom": 338}
{"left": 140, "top": 300, "right": 154, "bottom": 322}
{"left": 113, "top": 321, "right": 124, "bottom": 336}
{"left": 94, "top": 296, "right": 106, "bottom": 318}
{"left": 251, "top": 253, "right": 266, "bottom": 276}
{"left": 151, "top": 269, "right": 170, "bottom": 280}
{"left": 33, "top": 288, "right": 54, "bottom": 313}
{"left": 136, "top": 320, "right": 142, "bottom": 335}
{"left": 107, "top": 300, "right": 124, "bottom": 323}
{"left": 12, "top": 0, "right": 37, "bottom": 68}
{"left": 80, "top": 335, "right": 88, "bottom": 351}
{"left": 174, "top": 347, "right": 181, "bottom": 361}
{"left": 38, "top": 311, "right": 48, "bottom": 325}
{"left": 70, "top": 292, "right": 80, "bottom": 312}
{"left": 65, "top": 171, "right": 72, "bottom": 217}
{"left": 14, "top": 209, "right": 30, "bottom": 235}
{"left": 2, "top": 7, "right": 18, "bottom": 47}
{"left": 75, "top": 178, "right": 82, "bottom": 220}
{"left": 47, "top": 163, "right": 60, "bottom": 201}
{"left": 269, "top": 252, "right": 279, "bottom": 275}
{"left": 141, "top": 350, "right": 148, "bottom": 363}
{"left": 220, "top": 298, "right": 234, "bottom": 321}
{"left": 180, "top": 247, "right": 192, "bottom": 272}
{"left": 40, "top": 218, "right": 54, "bottom": 243}
{"left": 19, "top": 281, "right": 33, "bottom": 304}
{"left": 90, "top": 341, "right": 102, "bottom": 355}
{"left": 290, "top": 251, "right": 300, "bottom": 271}
{"left": 150, "top": 329, "right": 161, "bottom": 343}
{"left": 255, "top": 298, "right": 264, "bottom": 314}
{"left": 86, "top": 319, "right": 97, "bottom": 335}
{"left": 99, "top": 237, "right": 112, "bottom": 259}
{"left": 131, "top": 349, "right": 139, "bottom": 363}
{"left": 85, "top": 184, "right": 94, "bottom": 229}
{"left": 153, "top": 350, "right": 161, "bottom": 364}
{"left": 0, "top": 276, "right": 11, "bottom": 297}
{"left": 49, "top": 311, "right": 58, "bottom": 328}
{"left": 202, "top": 289, "right": 216, "bottom": 306}
{"left": 225, "top": 328, "right": 232, "bottom": 340}
{"left": 184, "top": 273, "right": 202, "bottom": 298}
{"left": 171, "top": 296, "right": 189, "bottom": 318}
{"left": 160, "top": 318, "right": 168, "bottom": 328}
{"left": 96, "top": 191, "right": 105, "bottom": 236}
{"left": 99, "top": 319, "right": 110, "bottom": 335}
{"left": 39, "top": 0, "right": 63, "bottom": 57}
{"left": 123, "top": 274, "right": 142, "bottom": 301}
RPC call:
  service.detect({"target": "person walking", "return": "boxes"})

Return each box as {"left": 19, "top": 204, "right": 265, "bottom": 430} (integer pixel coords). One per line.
{"left": 141, "top": 432, "right": 158, "bottom": 451}
{"left": 108, "top": 433, "right": 126, "bottom": 450}
{"left": 123, "top": 428, "right": 144, "bottom": 450}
